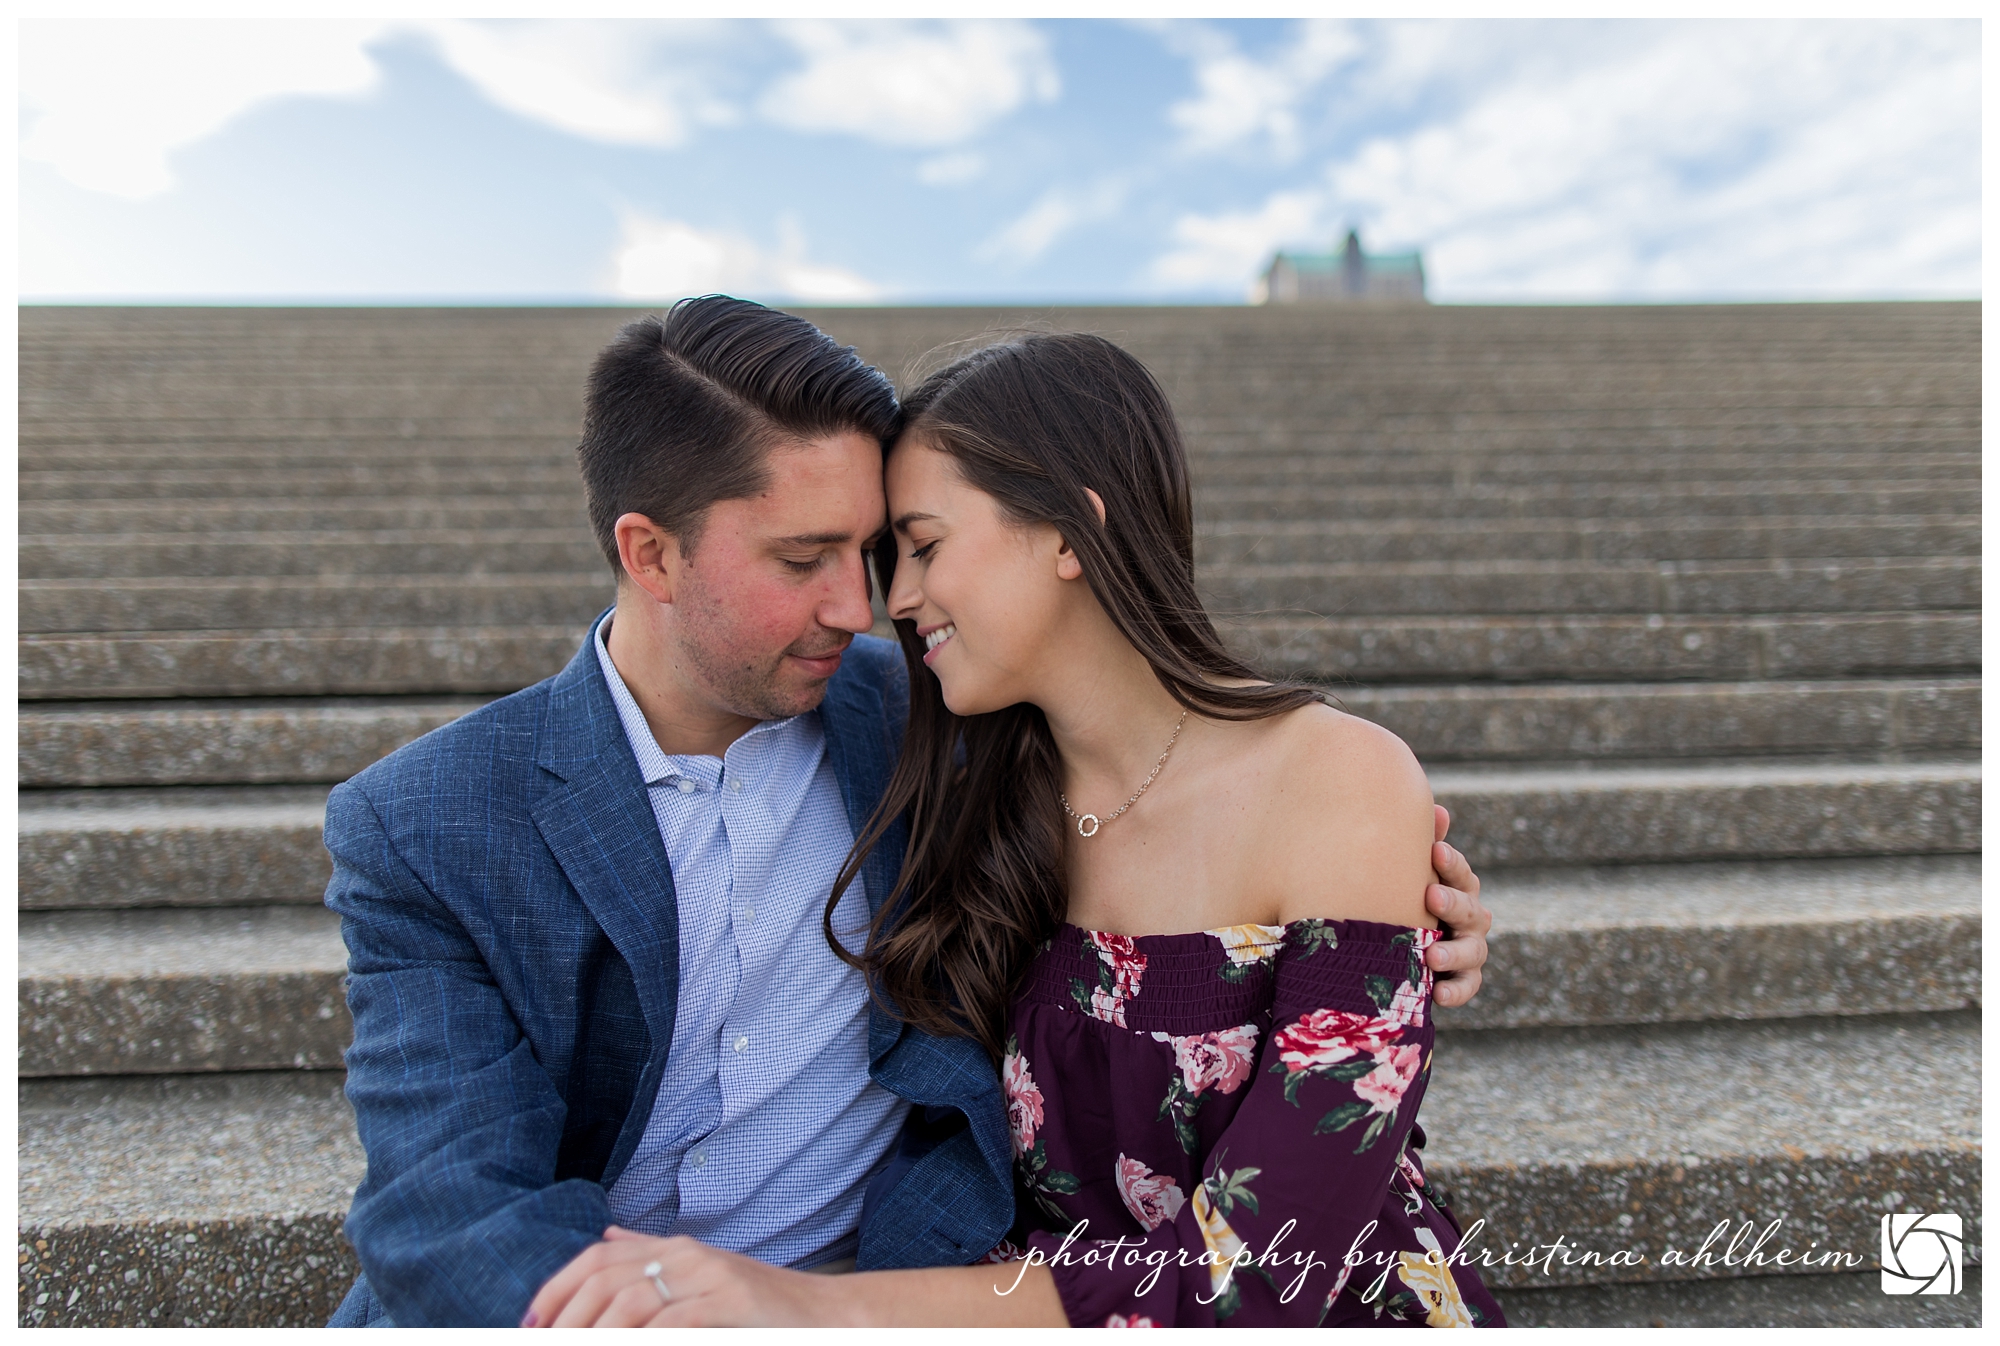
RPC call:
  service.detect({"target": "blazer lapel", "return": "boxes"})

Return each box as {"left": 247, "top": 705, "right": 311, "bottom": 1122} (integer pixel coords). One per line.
{"left": 530, "top": 617, "right": 681, "bottom": 1078}
{"left": 818, "top": 657, "right": 912, "bottom": 1066}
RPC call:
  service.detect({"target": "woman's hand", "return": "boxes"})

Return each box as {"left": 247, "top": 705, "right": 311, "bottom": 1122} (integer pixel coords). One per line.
{"left": 1426, "top": 805, "right": 1492, "bottom": 1008}
{"left": 524, "top": 1227, "right": 860, "bottom": 1327}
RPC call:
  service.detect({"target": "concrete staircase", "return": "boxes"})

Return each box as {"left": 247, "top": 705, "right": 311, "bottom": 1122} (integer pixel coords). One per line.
{"left": 18, "top": 303, "right": 1980, "bottom": 1326}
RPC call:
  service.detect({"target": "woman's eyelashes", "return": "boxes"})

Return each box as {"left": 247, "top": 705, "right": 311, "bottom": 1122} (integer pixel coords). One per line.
{"left": 907, "top": 539, "right": 939, "bottom": 563}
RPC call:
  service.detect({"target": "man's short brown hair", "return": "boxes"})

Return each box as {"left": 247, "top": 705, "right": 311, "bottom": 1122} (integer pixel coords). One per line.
{"left": 577, "top": 296, "right": 900, "bottom": 567}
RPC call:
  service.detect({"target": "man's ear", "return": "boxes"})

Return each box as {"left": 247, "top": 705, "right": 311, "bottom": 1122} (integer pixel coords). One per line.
{"left": 615, "top": 512, "right": 683, "bottom": 605}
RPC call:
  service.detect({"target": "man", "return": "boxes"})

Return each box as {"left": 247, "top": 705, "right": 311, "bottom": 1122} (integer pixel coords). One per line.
{"left": 325, "top": 297, "right": 1492, "bottom": 1327}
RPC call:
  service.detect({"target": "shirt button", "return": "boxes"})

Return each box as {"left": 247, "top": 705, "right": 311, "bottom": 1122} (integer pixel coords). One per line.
{"left": 733, "top": 1035, "right": 749, "bottom": 1054}
{"left": 692, "top": 1151, "right": 706, "bottom": 1168}
{"left": 675, "top": 780, "right": 696, "bottom": 794}
{"left": 730, "top": 779, "right": 745, "bottom": 793}
{"left": 743, "top": 906, "right": 756, "bottom": 923}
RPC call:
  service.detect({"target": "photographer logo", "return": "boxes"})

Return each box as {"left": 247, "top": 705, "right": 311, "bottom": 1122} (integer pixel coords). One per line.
{"left": 1879, "top": 1214, "right": 1962, "bottom": 1295}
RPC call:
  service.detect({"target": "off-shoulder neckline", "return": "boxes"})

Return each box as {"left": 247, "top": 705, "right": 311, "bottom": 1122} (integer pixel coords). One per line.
{"left": 1058, "top": 917, "right": 1434, "bottom": 943}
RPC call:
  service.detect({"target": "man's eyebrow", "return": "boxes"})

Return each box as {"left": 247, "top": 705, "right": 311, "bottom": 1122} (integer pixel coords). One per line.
{"left": 892, "top": 511, "right": 940, "bottom": 532}
{"left": 769, "top": 531, "right": 854, "bottom": 548}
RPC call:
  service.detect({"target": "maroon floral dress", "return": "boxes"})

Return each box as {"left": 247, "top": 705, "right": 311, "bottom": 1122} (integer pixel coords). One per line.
{"left": 993, "top": 919, "right": 1505, "bottom": 1328}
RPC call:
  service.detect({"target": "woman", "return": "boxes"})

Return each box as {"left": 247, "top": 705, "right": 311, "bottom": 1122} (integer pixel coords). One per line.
{"left": 531, "top": 333, "right": 1504, "bottom": 1327}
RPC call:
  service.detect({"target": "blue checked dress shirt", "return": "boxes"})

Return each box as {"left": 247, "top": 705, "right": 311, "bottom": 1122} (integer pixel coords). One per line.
{"left": 593, "top": 625, "right": 911, "bottom": 1268}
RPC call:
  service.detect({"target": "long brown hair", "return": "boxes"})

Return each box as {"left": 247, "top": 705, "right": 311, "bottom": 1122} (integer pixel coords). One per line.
{"left": 825, "top": 333, "right": 1323, "bottom": 1060}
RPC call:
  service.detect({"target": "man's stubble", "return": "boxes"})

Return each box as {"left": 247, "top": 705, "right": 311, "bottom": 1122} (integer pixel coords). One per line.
{"left": 673, "top": 565, "right": 851, "bottom": 724}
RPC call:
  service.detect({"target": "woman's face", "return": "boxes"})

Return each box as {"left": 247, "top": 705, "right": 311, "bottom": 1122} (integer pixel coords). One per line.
{"left": 883, "top": 436, "right": 1076, "bottom": 716}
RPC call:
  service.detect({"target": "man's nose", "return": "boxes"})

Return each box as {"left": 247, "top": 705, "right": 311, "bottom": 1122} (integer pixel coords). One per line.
{"left": 821, "top": 552, "right": 877, "bottom": 635}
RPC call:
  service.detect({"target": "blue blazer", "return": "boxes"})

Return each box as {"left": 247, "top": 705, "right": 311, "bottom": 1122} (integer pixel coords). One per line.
{"left": 325, "top": 618, "right": 1013, "bottom": 1327}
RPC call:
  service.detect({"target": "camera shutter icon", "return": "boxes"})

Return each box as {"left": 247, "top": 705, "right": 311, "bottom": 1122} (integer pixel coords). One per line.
{"left": 1880, "top": 1214, "right": 1962, "bottom": 1295}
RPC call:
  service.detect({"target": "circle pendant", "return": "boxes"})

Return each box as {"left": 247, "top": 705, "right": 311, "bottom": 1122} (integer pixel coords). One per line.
{"left": 1075, "top": 813, "right": 1101, "bottom": 838}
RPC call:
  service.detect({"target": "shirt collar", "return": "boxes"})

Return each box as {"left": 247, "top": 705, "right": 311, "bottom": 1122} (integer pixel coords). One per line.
{"left": 594, "top": 616, "right": 809, "bottom": 788}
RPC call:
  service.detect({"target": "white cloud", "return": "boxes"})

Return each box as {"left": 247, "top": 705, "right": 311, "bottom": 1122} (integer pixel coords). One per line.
{"left": 1163, "top": 19, "right": 1361, "bottom": 157}
{"left": 979, "top": 180, "right": 1129, "bottom": 266}
{"left": 760, "top": 19, "right": 1058, "bottom": 147}
{"left": 918, "top": 151, "right": 986, "bottom": 186}
{"left": 1149, "top": 189, "right": 1329, "bottom": 294}
{"left": 610, "top": 212, "right": 882, "bottom": 303}
{"left": 20, "top": 19, "right": 387, "bottom": 198}
{"left": 417, "top": 20, "right": 741, "bottom": 149}
{"left": 1149, "top": 20, "right": 1979, "bottom": 299}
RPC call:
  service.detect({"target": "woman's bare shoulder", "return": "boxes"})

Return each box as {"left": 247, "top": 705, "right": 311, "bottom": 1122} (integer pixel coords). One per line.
{"left": 1253, "top": 702, "right": 1437, "bottom": 929}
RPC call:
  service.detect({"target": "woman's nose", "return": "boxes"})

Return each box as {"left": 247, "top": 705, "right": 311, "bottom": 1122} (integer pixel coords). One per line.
{"left": 886, "top": 552, "right": 921, "bottom": 620}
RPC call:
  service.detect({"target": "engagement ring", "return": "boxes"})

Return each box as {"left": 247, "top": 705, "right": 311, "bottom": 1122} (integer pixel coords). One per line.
{"left": 642, "top": 1260, "right": 673, "bottom": 1305}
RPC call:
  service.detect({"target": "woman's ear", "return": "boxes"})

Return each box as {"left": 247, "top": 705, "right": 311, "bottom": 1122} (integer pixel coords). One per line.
{"left": 1055, "top": 490, "right": 1106, "bottom": 581}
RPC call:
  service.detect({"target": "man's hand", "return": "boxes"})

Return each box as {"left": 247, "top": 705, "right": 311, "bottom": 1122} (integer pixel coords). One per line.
{"left": 524, "top": 1227, "right": 853, "bottom": 1328}
{"left": 1426, "top": 805, "right": 1490, "bottom": 1008}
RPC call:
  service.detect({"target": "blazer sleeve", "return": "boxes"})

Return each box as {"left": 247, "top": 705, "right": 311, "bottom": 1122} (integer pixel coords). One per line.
{"left": 326, "top": 779, "right": 609, "bottom": 1327}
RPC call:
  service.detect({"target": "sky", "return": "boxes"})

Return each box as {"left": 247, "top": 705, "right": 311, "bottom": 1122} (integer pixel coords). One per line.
{"left": 18, "top": 17, "right": 1982, "bottom": 305}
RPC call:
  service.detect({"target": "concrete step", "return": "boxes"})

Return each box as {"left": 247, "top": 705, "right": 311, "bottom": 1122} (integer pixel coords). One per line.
{"left": 20, "top": 466, "right": 580, "bottom": 502}
{"left": 1181, "top": 450, "right": 1978, "bottom": 487}
{"left": 1431, "top": 756, "right": 1978, "bottom": 868}
{"left": 20, "top": 498, "right": 589, "bottom": 536}
{"left": 19, "top": 679, "right": 1971, "bottom": 790}
{"left": 19, "top": 699, "right": 486, "bottom": 787}
{"left": 1425, "top": 1009, "right": 1981, "bottom": 1293}
{"left": 17, "top": 1010, "right": 1979, "bottom": 1323}
{"left": 20, "top": 625, "right": 585, "bottom": 699}
{"left": 1198, "top": 481, "right": 1970, "bottom": 522}
{"left": 1345, "top": 677, "right": 1980, "bottom": 761}
{"left": 19, "top": 906, "right": 349, "bottom": 1075}
{"left": 16, "top": 855, "right": 1975, "bottom": 1077}
{"left": 21, "top": 519, "right": 1976, "bottom": 583}
{"left": 19, "top": 787, "right": 331, "bottom": 911}
{"left": 17, "top": 1071, "right": 360, "bottom": 1327}
{"left": 22, "top": 560, "right": 1974, "bottom": 637}
{"left": 19, "top": 574, "right": 613, "bottom": 634}
{"left": 1492, "top": 1267, "right": 1980, "bottom": 1328}
{"left": 1195, "top": 516, "right": 1980, "bottom": 565}
{"left": 21, "top": 531, "right": 605, "bottom": 580}
{"left": 1199, "top": 556, "right": 1978, "bottom": 617}
{"left": 18, "top": 756, "right": 1974, "bottom": 912}
{"left": 1437, "top": 854, "right": 1981, "bottom": 1031}
{"left": 1229, "top": 611, "right": 1980, "bottom": 682}
{"left": 23, "top": 613, "right": 1978, "bottom": 703}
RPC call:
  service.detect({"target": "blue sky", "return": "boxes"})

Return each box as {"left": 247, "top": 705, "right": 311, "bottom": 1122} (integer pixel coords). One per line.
{"left": 19, "top": 17, "right": 1981, "bottom": 304}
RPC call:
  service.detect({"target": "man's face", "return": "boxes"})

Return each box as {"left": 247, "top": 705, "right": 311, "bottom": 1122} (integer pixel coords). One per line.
{"left": 669, "top": 429, "right": 885, "bottom": 722}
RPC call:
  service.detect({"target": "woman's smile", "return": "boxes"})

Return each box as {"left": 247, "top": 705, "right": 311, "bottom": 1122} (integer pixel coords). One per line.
{"left": 920, "top": 622, "right": 957, "bottom": 664}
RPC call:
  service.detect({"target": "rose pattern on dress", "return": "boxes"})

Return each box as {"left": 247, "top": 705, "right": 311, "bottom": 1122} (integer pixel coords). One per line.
{"left": 1382, "top": 1228, "right": 1481, "bottom": 1327}
{"left": 1150, "top": 1023, "right": 1262, "bottom": 1153}
{"left": 1367, "top": 929, "right": 1436, "bottom": 1030}
{"left": 1206, "top": 924, "right": 1286, "bottom": 982}
{"left": 1005, "top": 1035, "right": 1082, "bottom": 1228}
{"left": 1353, "top": 1043, "right": 1424, "bottom": 1115}
{"left": 1113, "top": 1154, "right": 1187, "bottom": 1232}
{"left": 1394, "top": 1148, "right": 1428, "bottom": 1217}
{"left": 1190, "top": 1165, "right": 1272, "bottom": 1321}
{"left": 1271, "top": 1008, "right": 1399, "bottom": 1075}
{"left": 1003, "top": 1043, "right": 1045, "bottom": 1158}
{"left": 1008, "top": 918, "right": 1501, "bottom": 1327}
{"left": 1070, "top": 930, "right": 1148, "bottom": 1027}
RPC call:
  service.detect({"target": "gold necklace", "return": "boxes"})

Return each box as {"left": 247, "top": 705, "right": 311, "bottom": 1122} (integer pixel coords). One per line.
{"left": 1059, "top": 709, "right": 1190, "bottom": 838}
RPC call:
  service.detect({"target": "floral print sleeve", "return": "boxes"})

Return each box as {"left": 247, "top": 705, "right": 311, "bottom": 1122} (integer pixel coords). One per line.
{"left": 1003, "top": 919, "right": 1503, "bottom": 1328}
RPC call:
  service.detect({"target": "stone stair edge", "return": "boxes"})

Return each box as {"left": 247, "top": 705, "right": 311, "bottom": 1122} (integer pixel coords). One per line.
{"left": 17, "top": 677, "right": 1981, "bottom": 787}
{"left": 15, "top": 1009, "right": 1980, "bottom": 1310}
